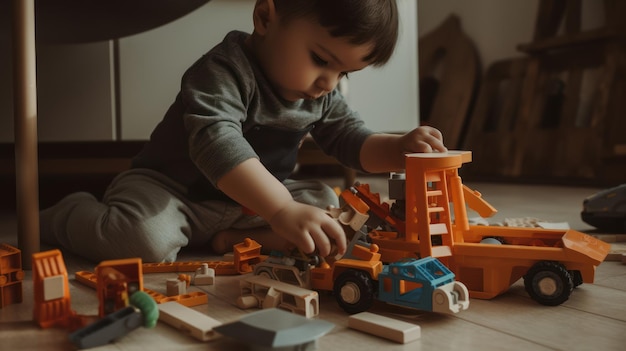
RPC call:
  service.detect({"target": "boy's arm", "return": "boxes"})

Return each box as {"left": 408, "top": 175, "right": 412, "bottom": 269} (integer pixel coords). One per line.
{"left": 216, "top": 158, "right": 346, "bottom": 257}
{"left": 359, "top": 126, "right": 447, "bottom": 173}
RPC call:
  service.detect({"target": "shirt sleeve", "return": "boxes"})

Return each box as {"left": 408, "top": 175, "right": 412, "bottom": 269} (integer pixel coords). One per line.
{"left": 181, "top": 52, "right": 259, "bottom": 187}
{"left": 310, "top": 89, "right": 375, "bottom": 172}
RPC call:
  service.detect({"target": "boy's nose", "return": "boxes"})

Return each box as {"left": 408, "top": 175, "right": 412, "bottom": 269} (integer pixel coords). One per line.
{"left": 316, "top": 74, "right": 338, "bottom": 93}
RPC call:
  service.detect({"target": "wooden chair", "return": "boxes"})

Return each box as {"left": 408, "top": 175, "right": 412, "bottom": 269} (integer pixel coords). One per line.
{"left": 464, "top": 0, "right": 626, "bottom": 184}
{"left": 418, "top": 14, "right": 480, "bottom": 149}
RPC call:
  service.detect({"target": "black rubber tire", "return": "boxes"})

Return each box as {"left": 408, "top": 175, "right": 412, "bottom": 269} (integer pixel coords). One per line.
{"left": 570, "top": 270, "right": 583, "bottom": 288}
{"left": 333, "top": 269, "right": 375, "bottom": 314}
{"left": 524, "top": 261, "right": 573, "bottom": 306}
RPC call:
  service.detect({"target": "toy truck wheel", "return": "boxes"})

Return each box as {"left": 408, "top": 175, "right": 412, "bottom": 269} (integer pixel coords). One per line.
{"left": 333, "top": 269, "right": 375, "bottom": 314}
{"left": 569, "top": 270, "right": 583, "bottom": 288}
{"left": 524, "top": 261, "right": 573, "bottom": 306}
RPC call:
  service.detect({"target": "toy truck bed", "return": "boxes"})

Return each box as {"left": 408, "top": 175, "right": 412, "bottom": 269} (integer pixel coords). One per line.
{"left": 452, "top": 226, "right": 610, "bottom": 302}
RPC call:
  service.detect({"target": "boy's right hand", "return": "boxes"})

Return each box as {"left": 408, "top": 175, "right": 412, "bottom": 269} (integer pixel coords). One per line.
{"left": 216, "top": 159, "right": 346, "bottom": 257}
{"left": 268, "top": 200, "right": 347, "bottom": 257}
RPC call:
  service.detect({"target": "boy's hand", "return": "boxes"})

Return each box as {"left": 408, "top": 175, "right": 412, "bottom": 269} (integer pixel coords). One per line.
{"left": 216, "top": 159, "right": 346, "bottom": 257}
{"left": 400, "top": 126, "right": 447, "bottom": 153}
{"left": 268, "top": 201, "right": 347, "bottom": 257}
{"left": 360, "top": 126, "right": 447, "bottom": 173}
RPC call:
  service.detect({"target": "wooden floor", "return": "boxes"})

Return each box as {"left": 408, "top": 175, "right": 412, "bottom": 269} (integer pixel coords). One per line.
{"left": 0, "top": 178, "right": 625, "bottom": 351}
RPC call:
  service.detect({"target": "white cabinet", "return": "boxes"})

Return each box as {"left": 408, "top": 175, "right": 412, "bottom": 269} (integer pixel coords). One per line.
{"left": 0, "top": 33, "right": 116, "bottom": 142}
{"left": 36, "top": 42, "right": 117, "bottom": 141}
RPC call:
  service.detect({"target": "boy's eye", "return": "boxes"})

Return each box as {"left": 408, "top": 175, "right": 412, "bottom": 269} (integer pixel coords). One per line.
{"left": 310, "top": 52, "right": 328, "bottom": 67}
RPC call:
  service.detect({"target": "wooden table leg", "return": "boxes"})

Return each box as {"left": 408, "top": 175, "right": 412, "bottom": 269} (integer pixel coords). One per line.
{"left": 12, "top": 0, "right": 40, "bottom": 269}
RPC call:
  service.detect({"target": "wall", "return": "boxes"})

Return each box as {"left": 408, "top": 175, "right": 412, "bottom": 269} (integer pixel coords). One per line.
{"left": 344, "top": 0, "right": 418, "bottom": 133}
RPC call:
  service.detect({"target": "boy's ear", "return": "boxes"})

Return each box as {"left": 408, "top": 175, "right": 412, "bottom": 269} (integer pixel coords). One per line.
{"left": 252, "top": 0, "right": 276, "bottom": 36}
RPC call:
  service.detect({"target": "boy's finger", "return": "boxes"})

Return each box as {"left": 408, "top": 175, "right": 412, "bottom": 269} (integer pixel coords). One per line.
{"left": 295, "top": 234, "right": 316, "bottom": 254}
{"left": 324, "top": 220, "right": 347, "bottom": 256}
{"left": 311, "top": 229, "right": 332, "bottom": 257}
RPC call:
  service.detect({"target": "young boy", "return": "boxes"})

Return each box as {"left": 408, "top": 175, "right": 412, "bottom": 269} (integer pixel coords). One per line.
{"left": 40, "top": 0, "right": 446, "bottom": 263}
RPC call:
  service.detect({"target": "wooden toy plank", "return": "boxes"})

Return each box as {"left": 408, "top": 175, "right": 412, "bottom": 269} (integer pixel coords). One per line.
{"left": 348, "top": 312, "right": 420, "bottom": 344}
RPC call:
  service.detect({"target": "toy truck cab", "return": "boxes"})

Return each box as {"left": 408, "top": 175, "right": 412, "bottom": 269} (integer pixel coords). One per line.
{"left": 378, "top": 257, "right": 469, "bottom": 314}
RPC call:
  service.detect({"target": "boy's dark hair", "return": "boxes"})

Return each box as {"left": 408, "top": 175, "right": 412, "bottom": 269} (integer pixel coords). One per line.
{"left": 273, "top": 0, "right": 399, "bottom": 66}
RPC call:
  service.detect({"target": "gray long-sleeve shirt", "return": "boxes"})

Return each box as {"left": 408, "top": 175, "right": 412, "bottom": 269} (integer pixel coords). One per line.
{"left": 132, "top": 31, "right": 374, "bottom": 202}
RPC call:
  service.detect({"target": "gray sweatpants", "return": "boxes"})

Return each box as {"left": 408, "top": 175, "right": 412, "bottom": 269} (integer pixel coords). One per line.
{"left": 40, "top": 168, "right": 339, "bottom": 263}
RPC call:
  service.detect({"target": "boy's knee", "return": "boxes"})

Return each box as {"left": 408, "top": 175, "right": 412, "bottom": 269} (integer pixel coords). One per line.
{"left": 317, "top": 184, "right": 340, "bottom": 208}
{"left": 311, "top": 181, "right": 340, "bottom": 208}
{"left": 138, "top": 246, "right": 180, "bottom": 263}
{"left": 288, "top": 179, "right": 340, "bottom": 209}
{"left": 114, "top": 222, "right": 187, "bottom": 263}
{"left": 123, "top": 236, "right": 182, "bottom": 263}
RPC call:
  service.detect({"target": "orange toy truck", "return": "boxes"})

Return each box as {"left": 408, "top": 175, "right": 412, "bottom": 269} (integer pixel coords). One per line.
{"left": 356, "top": 151, "right": 610, "bottom": 306}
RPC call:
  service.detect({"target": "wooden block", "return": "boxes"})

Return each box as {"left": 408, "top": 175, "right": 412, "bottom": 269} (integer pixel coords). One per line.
{"left": 261, "top": 287, "right": 281, "bottom": 309}
{"left": 193, "top": 265, "right": 215, "bottom": 285}
{"left": 166, "top": 278, "right": 186, "bottom": 296}
{"left": 158, "top": 301, "right": 221, "bottom": 341}
{"left": 348, "top": 312, "right": 420, "bottom": 344}
{"left": 240, "top": 275, "right": 319, "bottom": 318}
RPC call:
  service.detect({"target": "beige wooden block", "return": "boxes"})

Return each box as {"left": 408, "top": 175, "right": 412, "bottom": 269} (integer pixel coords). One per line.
{"left": 193, "top": 264, "right": 215, "bottom": 285}
{"left": 348, "top": 312, "right": 421, "bottom": 344}
{"left": 158, "top": 302, "right": 222, "bottom": 341}
{"left": 240, "top": 275, "right": 319, "bottom": 318}
{"left": 236, "top": 295, "right": 259, "bottom": 309}
{"left": 43, "top": 275, "right": 65, "bottom": 301}
{"left": 261, "top": 287, "right": 281, "bottom": 309}
{"left": 166, "top": 278, "right": 187, "bottom": 296}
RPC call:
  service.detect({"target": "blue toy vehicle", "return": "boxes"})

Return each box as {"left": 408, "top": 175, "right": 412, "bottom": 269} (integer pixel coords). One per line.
{"left": 377, "top": 257, "right": 469, "bottom": 314}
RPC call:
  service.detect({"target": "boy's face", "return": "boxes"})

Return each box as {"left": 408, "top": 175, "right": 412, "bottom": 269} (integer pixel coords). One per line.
{"left": 255, "top": 15, "right": 373, "bottom": 102}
